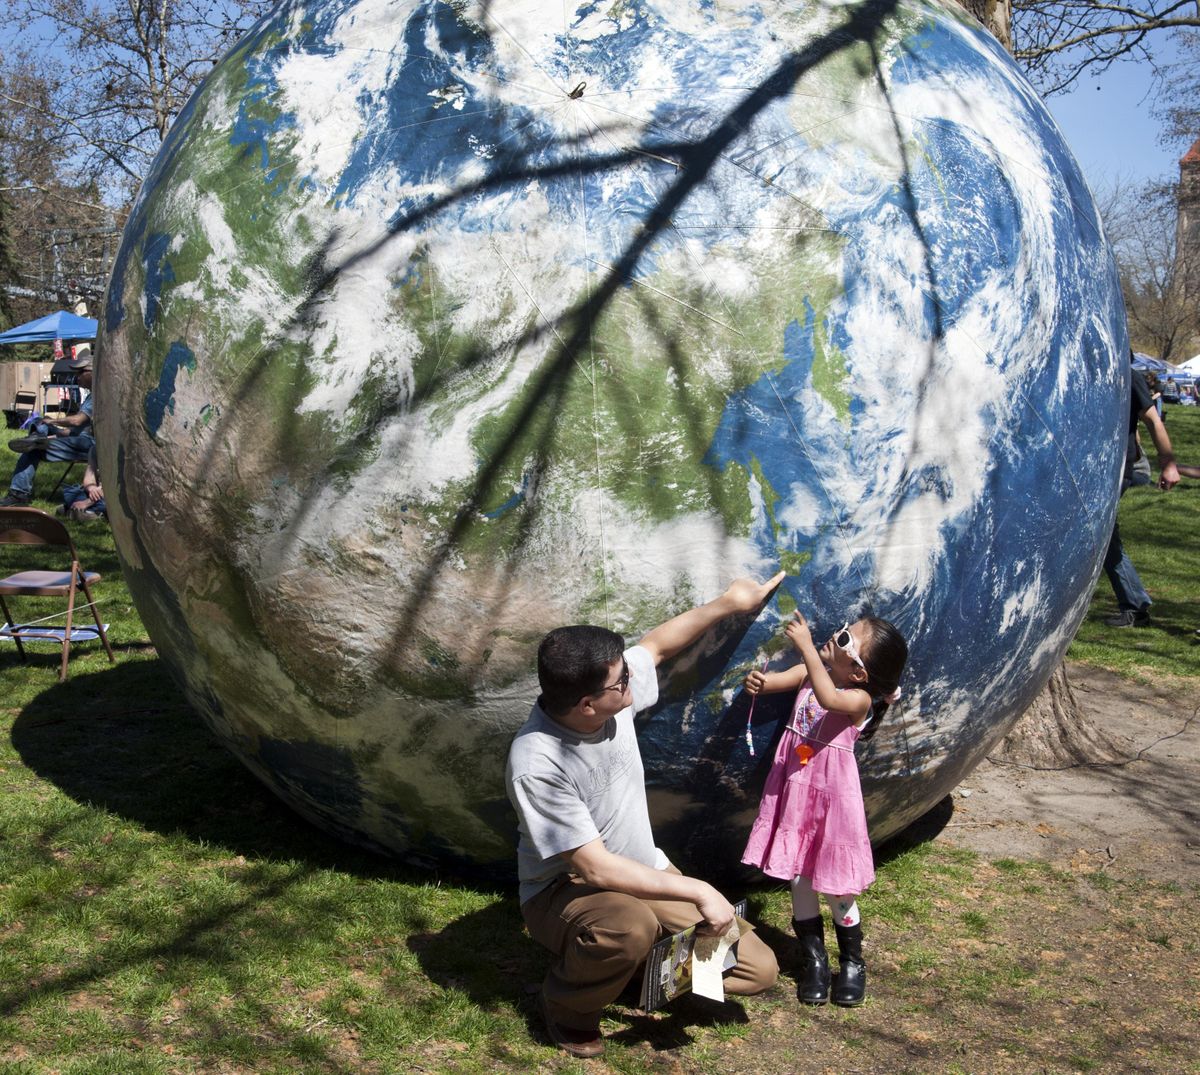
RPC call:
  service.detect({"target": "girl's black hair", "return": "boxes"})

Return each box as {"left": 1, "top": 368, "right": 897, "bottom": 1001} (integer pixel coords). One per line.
{"left": 858, "top": 617, "right": 908, "bottom": 742}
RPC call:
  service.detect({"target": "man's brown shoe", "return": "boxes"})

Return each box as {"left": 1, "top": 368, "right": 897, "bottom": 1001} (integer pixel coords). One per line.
{"left": 538, "top": 992, "right": 604, "bottom": 1058}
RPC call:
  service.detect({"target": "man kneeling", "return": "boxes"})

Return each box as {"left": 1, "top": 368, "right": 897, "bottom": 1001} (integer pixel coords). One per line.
{"left": 506, "top": 574, "right": 783, "bottom": 1057}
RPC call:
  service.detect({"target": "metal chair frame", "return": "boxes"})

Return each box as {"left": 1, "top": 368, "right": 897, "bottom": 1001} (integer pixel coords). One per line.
{"left": 0, "top": 507, "right": 115, "bottom": 680}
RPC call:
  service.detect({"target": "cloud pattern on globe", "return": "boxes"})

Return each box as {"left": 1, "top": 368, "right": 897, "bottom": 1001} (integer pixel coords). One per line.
{"left": 99, "top": 0, "right": 1127, "bottom": 872}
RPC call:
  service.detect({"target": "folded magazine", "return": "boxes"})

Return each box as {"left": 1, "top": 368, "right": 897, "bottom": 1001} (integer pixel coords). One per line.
{"left": 639, "top": 900, "right": 748, "bottom": 1010}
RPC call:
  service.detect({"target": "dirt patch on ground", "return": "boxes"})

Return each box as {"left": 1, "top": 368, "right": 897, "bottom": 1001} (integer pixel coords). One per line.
{"left": 940, "top": 662, "right": 1200, "bottom": 883}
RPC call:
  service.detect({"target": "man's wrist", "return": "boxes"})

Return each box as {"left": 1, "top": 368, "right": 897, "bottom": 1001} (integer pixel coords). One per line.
{"left": 710, "top": 593, "right": 736, "bottom": 618}
{"left": 683, "top": 875, "right": 715, "bottom": 905}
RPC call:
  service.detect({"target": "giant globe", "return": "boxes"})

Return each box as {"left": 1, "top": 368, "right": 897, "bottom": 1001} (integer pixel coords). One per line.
{"left": 97, "top": 0, "right": 1126, "bottom": 873}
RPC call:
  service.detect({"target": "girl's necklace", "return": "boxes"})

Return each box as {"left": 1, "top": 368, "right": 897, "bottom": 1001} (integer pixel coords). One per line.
{"left": 796, "top": 690, "right": 819, "bottom": 736}
{"left": 792, "top": 690, "right": 819, "bottom": 765}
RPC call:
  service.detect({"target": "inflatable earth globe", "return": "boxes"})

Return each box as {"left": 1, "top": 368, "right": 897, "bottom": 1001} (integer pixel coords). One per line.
{"left": 97, "top": 0, "right": 1127, "bottom": 875}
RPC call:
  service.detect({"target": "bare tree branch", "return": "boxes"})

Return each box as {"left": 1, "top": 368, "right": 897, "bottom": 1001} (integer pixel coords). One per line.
{"left": 1098, "top": 176, "right": 1199, "bottom": 362}
{"left": 1154, "top": 28, "right": 1199, "bottom": 146}
{"left": 0, "top": 183, "right": 112, "bottom": 213}
{"left": 1013, "top": 0, "right": 1200, "bottom": 95}
{"left": 4, "top": 0, "right": 272, "bottom": 199}
{"left": 1, "top": 3, "right": 272, "bottom": 318}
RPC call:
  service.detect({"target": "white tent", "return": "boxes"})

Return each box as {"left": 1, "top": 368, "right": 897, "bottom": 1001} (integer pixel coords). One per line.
{"left": 1178, "top": 355, "right": 1200, "bottom": 375}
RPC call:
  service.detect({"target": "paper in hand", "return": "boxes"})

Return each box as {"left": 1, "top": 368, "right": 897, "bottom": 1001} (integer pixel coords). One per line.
{"left": 690, "top": 917, "right": 743, "bottom": 1002}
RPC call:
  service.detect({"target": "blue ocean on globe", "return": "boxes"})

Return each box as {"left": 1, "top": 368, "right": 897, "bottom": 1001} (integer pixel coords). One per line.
{"left": 97, "top": 0, "right": 1127, "bottom": 873}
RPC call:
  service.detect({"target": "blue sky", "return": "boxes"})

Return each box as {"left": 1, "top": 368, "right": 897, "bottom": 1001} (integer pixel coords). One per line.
{"left": 1043, "top": 45, "right": 1184, "bottom": 194}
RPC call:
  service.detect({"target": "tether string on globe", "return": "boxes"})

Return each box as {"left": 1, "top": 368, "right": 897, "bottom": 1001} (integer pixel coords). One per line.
{"left": 480, "top": 5, "right": 570, "bottom": 99}
{"left": 569, "top": 92, "right": 612, "bottom": 628}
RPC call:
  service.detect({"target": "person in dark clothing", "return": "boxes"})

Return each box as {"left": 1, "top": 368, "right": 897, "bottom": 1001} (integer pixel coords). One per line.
{"left": 1102, "top": 363, "right": 1179, "bottom": 627}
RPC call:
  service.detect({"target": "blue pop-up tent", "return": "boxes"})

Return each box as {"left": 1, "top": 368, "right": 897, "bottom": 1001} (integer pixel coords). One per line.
{"left": 1131, "top": 352, "right": 1180, "bottom": 374}
{"left": 0, "top": 310, "right": 97, "bottom": 346}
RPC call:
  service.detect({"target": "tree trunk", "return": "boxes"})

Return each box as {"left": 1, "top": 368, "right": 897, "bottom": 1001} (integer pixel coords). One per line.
{"left": 956, "top": 0, "right": 1013, "bottom": 51}
{"left": 990, "top": 663, "right": 1128, "bottom": 767}
{"left": 954, "top": 0, "right": 1116, "bottom": 766}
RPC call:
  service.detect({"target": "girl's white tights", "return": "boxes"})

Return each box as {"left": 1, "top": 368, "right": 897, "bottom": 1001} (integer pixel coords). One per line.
{"left": 790, "top": 875, "right": 861, "bottom": 927}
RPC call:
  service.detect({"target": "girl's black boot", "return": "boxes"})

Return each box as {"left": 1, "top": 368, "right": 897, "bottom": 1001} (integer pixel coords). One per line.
{"left": 832, "top": 922, "right": 866, "bottom": 1006}
{"left": 792, "top": 916, "right": 830, "bottom": 1004}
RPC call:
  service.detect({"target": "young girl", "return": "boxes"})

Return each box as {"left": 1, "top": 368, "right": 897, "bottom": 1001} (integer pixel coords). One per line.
{"left": 741, "top": 610, "right": 908, "bottom": 1007}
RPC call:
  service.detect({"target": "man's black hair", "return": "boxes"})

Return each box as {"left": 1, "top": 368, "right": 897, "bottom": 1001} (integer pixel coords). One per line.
{"left": 537, "top": 625, "right": 625, "bottom": 717}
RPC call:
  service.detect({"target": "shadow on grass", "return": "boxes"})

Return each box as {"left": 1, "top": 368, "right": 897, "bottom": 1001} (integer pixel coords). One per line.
{"left": 8, "top": 657, "right": 775, "bottom": 1049}
{"left": 409, "top": 793, "right": 959, "bottom": 1039}
{"left": 5, "top": 657, "right": 545, "bottom": 1049}
{"left": 605, "top": 991, "right": 754, "bottom": 1051}
{"left": 409, "top": 888, "right": 775, "bottom": 1052}
{"left": 10, "top": 658, "right": 483, "bottom": 884}
{"left": 407, "top": 900, "right": 543, "bottom": 1028}
{"left": 385, "top": 882, "right": 766, "bottom": 1057}
{"left": 1077, "top": 595, "right": 1200, "bottom": 647}
{"left": 874, "top": 793, "right": 955, "bottom": 868}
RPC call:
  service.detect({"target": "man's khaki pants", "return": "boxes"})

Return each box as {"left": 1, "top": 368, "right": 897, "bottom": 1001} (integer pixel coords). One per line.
{"left": 522, "top": 869, "right": 779, "bottom": 1032}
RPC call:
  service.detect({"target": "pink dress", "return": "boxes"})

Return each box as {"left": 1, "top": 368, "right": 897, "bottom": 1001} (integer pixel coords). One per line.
{"left": 741, "top": 685, "right": 875, "bottom": 895}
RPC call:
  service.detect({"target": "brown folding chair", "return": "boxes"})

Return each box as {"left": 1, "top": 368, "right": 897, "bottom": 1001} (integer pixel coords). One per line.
{"left": 0, "top": 507, "right": 115, "bottom": 681}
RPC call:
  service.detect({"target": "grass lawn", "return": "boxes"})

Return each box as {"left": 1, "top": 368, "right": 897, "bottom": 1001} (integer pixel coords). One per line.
{"left": 1, "top": 409, "right": 1197, "bottom": 1073}
{"left": 1068, "top": 404, "right": 1200, "bottom": 677}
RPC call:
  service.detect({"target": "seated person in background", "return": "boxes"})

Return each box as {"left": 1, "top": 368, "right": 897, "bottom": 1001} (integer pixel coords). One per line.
{"left": 60, "top": 446, "right": 106, "bottom": 522}
{"left": 1, "top": 344, "right": 95, "bottom": 507}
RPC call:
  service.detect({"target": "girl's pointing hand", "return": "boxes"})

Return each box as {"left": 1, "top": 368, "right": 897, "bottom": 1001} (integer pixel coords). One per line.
{"left": 785, "top": 611, "right": 813, "bottom": 653}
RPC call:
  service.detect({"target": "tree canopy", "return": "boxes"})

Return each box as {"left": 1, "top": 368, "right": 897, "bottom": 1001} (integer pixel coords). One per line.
{"left": 1154, "top": 28, "right": 1199, "bottom": 149}
{"left": 2, "top": 0, "right": 271, "bottom": 200}
{"left": 0, "top": 0, "right": 269, "bottom": 318}
{"left": 1097, "top": 177, "right": 1198, "bottom": 363}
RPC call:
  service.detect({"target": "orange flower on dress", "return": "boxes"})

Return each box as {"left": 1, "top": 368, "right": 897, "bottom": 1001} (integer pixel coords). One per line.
{"left": 794, "top": 743, "right": 814, "bottom": 765}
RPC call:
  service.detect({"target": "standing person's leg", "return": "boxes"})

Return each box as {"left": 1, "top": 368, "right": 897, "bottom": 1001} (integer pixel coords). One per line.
{"left": 1102, "top": 519, "right": 1152, "bottom": 624}
{"left": 789, "top": 874, "right": 829, "bottom": 1004}
{"left": 642, "top": 868, "right": 778, "bottom": 996}
{"left": 522, "top": 876, "right": 659, "bottom": 1037}
{"left": 824, "top": 893, "right": 866, "bottom": 1006}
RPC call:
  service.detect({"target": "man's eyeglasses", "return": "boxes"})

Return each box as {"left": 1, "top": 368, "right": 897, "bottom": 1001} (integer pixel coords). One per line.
{"left": 592, "top": 658, "right": 631, "bottom": 698}
{"left": 833, "top": 624, "right": 867, "bottom": 672}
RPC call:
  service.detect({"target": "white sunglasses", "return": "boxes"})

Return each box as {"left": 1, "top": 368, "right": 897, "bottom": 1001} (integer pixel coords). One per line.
{"left": 832, "top": 623, "right": 867, "bottom": 673}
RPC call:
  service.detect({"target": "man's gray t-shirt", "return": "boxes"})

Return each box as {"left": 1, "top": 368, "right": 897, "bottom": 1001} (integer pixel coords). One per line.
{"left": 506, "top": 645, "right": 662, "bottom": 905}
